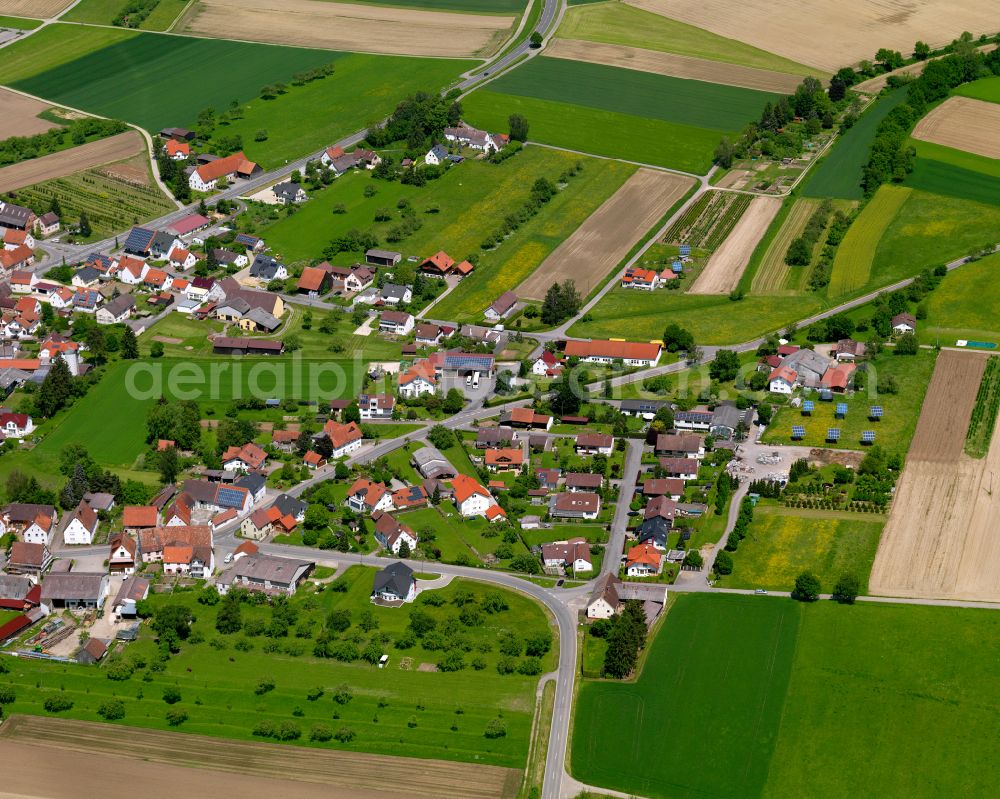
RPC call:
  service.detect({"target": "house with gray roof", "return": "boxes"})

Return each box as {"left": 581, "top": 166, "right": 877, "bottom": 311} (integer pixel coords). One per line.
{"left": 372, "top": 562, "right": 415, "bottom": 603}
{"left": 40, "top": 572, "right": 109, "bottom": 609}
{"left": 217, "top": 553, "right": 314, "bottom": 596}
{"left": 273, "top": 182, "right": 307, "bottom": 205}
{"left": 249, "top": 254, "right": 287, "bottom": 282}
{"left": 411, "top": 446, "right": 456, "bottom": 479}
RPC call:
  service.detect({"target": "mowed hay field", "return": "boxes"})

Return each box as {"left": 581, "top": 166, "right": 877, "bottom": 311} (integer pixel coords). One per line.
{"left": 751, "top": 198, "right": 813, "bottom": 294}
{"left": 870, "top": 349, "right": 1000, "bottom": 602}
{"left": 0, "top": 87, "right": 59, "bottom": 138}
{"left": 690, "top": 195, "right": 781, "bottom": 294}
{"left": 625, "top": 0, "right": 998, "bottom": 73}
{"left": 827, "top": 184, "right": 910, "bottom": 297}
{"left": 911, "top": 96, "right": 1000, "bottom": 159}
{"left": 0, "top": 0, "right": 70, "bottom": 15}
{"left": 556, "top": 1, "right": 821, "bottom": 77}
{"left": 0, "top": 129, "right": 145, "bottom": 193}
{"left": 463, "top": 57, "right": 779, "bottom": 173}
{"left": 181, "top": 0, "right": 515, "bottom": 58}
{"left": 516, "top": 168, "right": 694, "bottom": 300}
{"left": 921, "top": 252, "right": 1000, "bottom": 344}
{"left": 545, "top": 39, "right": 803, "bottom": 93}
{"left": 0, "top": 717, "right": 519, "bottom": 799}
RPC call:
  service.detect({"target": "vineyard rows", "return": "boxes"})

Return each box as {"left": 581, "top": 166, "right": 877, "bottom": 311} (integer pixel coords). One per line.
{"left": 663, "top": 190, "right": 752, "bottom": 251}
{"left": 14, "top": 168, "right": 174, "bottom": 236}
{"left": 965, "top": 356, "right": 1000, "bottom": 458}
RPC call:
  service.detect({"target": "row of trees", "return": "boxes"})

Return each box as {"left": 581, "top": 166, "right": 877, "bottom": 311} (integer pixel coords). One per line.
{"left": 0, "top": 118, "right": 127, "bottom": 167}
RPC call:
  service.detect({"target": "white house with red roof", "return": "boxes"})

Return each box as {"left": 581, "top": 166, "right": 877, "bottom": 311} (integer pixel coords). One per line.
{"left": 63, "top": 500, "right": 99, "bottom": 546}
{"left": 621, "top": 266, "right": 661, "bottom": 290}
{"left": 222, "top": 442, "right": 268, "bottom": 472}
{"left": 398, "top": 357, "right": 438, "bottom": 398}
{"left": 346, "top": 478, "right": 392, "bottom": 515}
{"left": 768, "top": 365, "right": 798, "bottom": 394}
{"left": 9, "top": 270, "right": 36, "bottom": 293}
{"left": 322, "top": 420, "right": 362, "bottom": 458}
{"left": 0, "top": 412, "right": 33, "bottom": 439}
{"left": 372, "top": 511, "right": 418, "bottom": 555}
{"left": 164, "top": 139, "right": 190, "bottom": 160}
{"left": 2, "top": 228, "right": 34, "bottom": 250}
{"left": 168, "top": 247, "right": 197, "bottom": 271}
{"left": 188, "top": 151, "right": 259, "bottom": 191}
{"left": 452, "top": 474, "right": 497, "bottom": 519}
{"left": 531, "top": 350, "right": 562, "bottom": 377}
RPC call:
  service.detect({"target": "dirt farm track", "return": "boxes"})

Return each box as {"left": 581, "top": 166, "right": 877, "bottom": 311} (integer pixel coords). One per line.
{"left": 911, "top": 96, "right": 1000, "bottom": 160}
{"left": 181, "top": 0, "right": 514, "bottom": 58}
{"left": 869, "top": 350, "right": 1000, "bottom": 603}
{"left": 517, "top": 168, "right": 694, "bottom": 300}
{"left": 0, "top": 715, "right": 520, "bottom": 799}
{"left": 0, "top": 131, "right": 146, "bottom": 194}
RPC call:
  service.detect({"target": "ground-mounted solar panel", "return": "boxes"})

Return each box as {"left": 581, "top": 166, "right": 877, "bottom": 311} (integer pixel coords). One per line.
{"left": 861, "top": 430, "right": 876, "bottom": 444}
{"left": 869, "top": 406, "right": 884, "bottom": 420}
{"left": 791, "top": 425, "right": 806, "bottom": 439}
{"left": 826, "top": 428, "right": 841, "bottom": 442}
{"left": 836, "top": 402, "right": 848, "bottom": 418}
{"left": 802, "top": 400, "right": 814, "bottom": 414}
{"left": 820, "top": 389, "right": 833, "bottom": 401}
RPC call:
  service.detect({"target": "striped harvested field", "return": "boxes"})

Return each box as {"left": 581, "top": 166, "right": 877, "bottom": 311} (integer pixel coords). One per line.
{"left": 827, "top": 185, "right": 910, "bottom": 297}
{"left": 752, "top": 199, "right": 814, "bottom": 294}
{"left": 690, "top": 196, "right": 781, "bottom": 294}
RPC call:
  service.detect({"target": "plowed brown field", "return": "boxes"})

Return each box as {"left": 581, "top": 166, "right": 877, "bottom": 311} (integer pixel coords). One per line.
{"left": 0, "top": 89, "right": 58, "bottom": 139}
{"left": 0, "top": 0, "right": 69, "bottom": 15}
{"left": 516, "top": 168, "right": 694, "bottom": 300}
{"left": 690, "top": 196, "right": 781, "bottom": 294}
{"left": 0, "top": 715, "right": 520, "bottom": 799}
{"left": 626, "top": 0, "right": 998, "bottom": 73}
{"left": 911, "top": 96, "right": 1000, "bottom": 160}
{"left": 0, "top": 130, "right": 145, "bottom": 193}
{"left": 870, "top": 350, "right": 1000, "bottom": 602}
{"left": 182, "top": 0, "right": 514, "bottom": 58}
{"left": 545, "top": 39, "right": 803, "bottom": 93}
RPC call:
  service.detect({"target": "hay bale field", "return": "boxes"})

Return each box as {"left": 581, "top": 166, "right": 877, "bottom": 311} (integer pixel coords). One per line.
{"left": 182, "top": 0, "right": 514, "bottom": 58}
{"left": 516, "top": 168, "right": 694, "bottom": 300}
{"left": 911, "top": 96, "right": 1000, "bottom": 160}
{"left": 690, "top": 195, "right": 781, "bottom": 294}
{"left": 0, "top": 87, "right": 59, "bottom": 138}
{"left": 545, "top": 39, "right": 803, "bottom": 93}
{"left": 0, "top": 129, "right": 144, "bottom": 193}
{"left": 0, "top": 0, "right": 70, "bottom": 15}
{"left": 0, "top": 716, "right": 519, "bottom": 799}
{"left": 625, "top": 0, "right": 998, "bottom": 73}
{"left": 869, "top": 349, "right": 1000, "bottom": 602}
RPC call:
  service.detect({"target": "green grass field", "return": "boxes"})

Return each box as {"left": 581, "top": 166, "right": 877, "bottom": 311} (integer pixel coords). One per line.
{"left": 568, "top": 288, "right": 822, "bottom": 345}
{"left": 574, "top": 594, "right": 1000, "bottom": 798}
{"left": 802, "top": 88, "right": 910, "bottom": 200}
{"left": 827, "top": 184, "right": 910, "bottom": 297}
{"left": 4, "top": 26, "right": 469, "bottom": 168}
{"left": 463, "top": 57, "right": 777, "bottom": 173}
{"left": 463, "top": 91, "right": 720, "bottom": 172}
{"left": 763, "top": 349, "right": 937, "bottom": 453}
{"left": 0, "top": 15, "right": 42, "bottom": 28}
{"left": 1, "top": 566, "right": 552, "bottom": 767}
{"left": 764, "top": 602, "right": 1000, "bottom": 799}
{"left": 721, "top": 506, "right": 884, "bottom": 593}
{"left": 0, "top": 24, "right": 136, "bottom": 84}
{"left": 573, "top": 594, "right": 800, "bottom": 798}
{"left": 259, "top": 147, "right": 633, "bottom": 320}
{"left": 63, "top": 0, "right": 190, "bottom": 30}
{"left": 556, "top": 1, "right": 822, "bottom": 77}
{"left": 953, "top": 74, "right": 1000, "bottom": 103}
{"left": 921, "top": 252, "right": 1000, "bottom": 345}
{"left": 870, "top": 190, "right": 1000, "bottom": 288}
{"left": 903, "top": 141, "right": 1000, "bottom": 206}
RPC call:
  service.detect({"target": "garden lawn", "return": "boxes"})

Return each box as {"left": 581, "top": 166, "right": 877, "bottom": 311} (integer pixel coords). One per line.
{"left": 401, "top": 505, "right": 529, "bottom": 565}
{"left": 953, "top": 75, "right": 1000, "bottom": 103}
{"left": 572, "top": 594, "right": 800, "bottom": 798}
{"left": 903, "top": 142, "right": 1000, "bottom": 207}
{"left": 556, "top": 1, "right": 822, "bottom": 77}
{"left": 762, "top": 349, "right": 937, "bottom": 453}
{"left": 764, "top": 602, "right": 1000, "bottom": 799}
{"left": 920, "top": 252, "right": 1000, "bottom": 345}
{"left": 0, "top": 567, "right": 553, "bottom": 768}
{"left": 870, "top": 189, "right": 1000, "bottom": 288}
{"left": 8, "top": 28, "right": 470, "bottom": 167}
{"left": 568, "top": 288, "right": 822, "bottom": 345}
{"left": 802, "top": 88, "right": 909, "bottom": 200}
{"left": 0, "top": 24, "right": 137, "bottom": 84}
{"left": 721, "top": 505, "right": 883, "bottom": 592}
{"left": 519, "top": 523, "right": 608, "bottom": 548}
